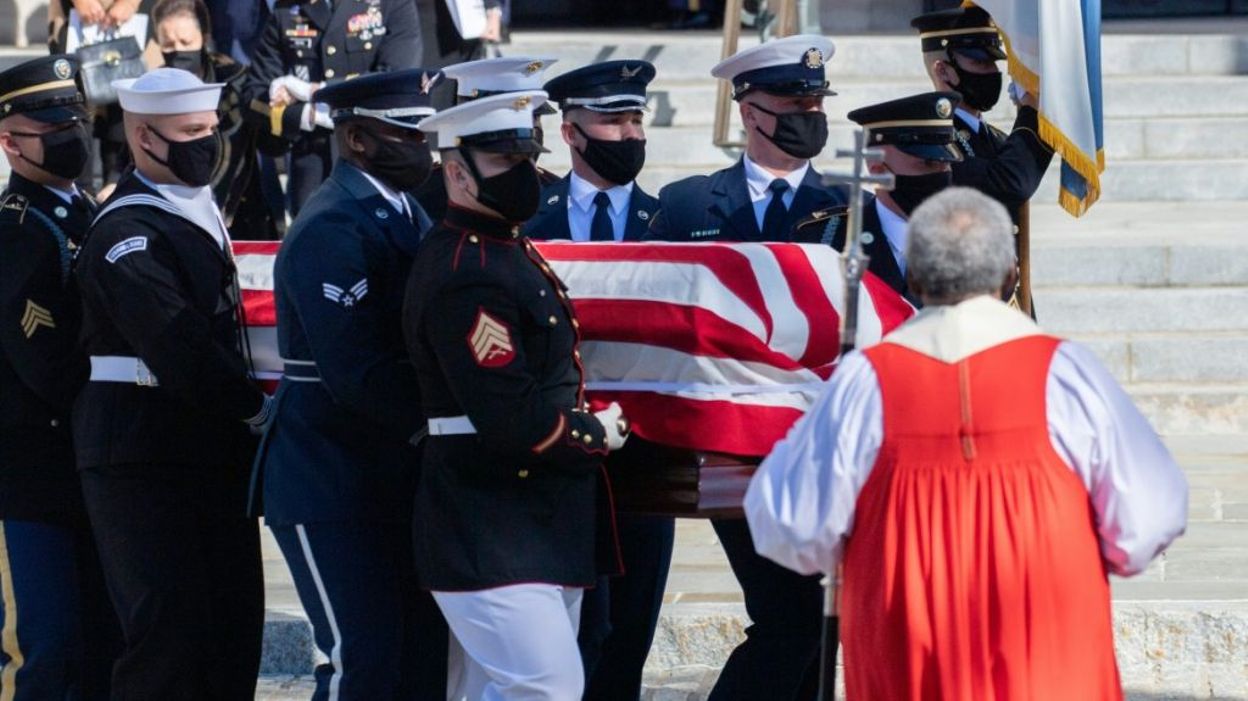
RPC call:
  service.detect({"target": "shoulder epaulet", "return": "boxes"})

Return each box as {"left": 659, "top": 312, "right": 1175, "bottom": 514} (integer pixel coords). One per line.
{"left": 988, "top": 122, "right": 1009, "bottom": 143}
{"left": 0, "top": 193, "right": 29, "bottom": 222}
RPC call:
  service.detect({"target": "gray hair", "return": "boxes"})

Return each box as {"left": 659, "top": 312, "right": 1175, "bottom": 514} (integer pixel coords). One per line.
{"left": 905, "top": 187, "right": 1015, "bottom": 301}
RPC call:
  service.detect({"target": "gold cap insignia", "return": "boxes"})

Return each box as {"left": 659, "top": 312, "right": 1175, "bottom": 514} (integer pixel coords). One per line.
{"left": 512, "top": 96, "right": 531, "bottom": 110}
{"left": 936, "top": 97, "right": 953, "bottom": 119}
{"left": 525, "top": 61, "right": 544, "bottom": 75}
{"left": 54, "top": 59, "right": 72, "bottom": 80}
{"left": 803, "top": 48, "right": 823, "bottom": 70}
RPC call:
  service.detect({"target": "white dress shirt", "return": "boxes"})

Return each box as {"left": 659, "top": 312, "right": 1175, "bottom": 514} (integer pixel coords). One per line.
{"left": 742, "top": 154, "right": 808, "bottom": 232}
{"left": 567, "top": 170, "right": 633, "bottom": 242}
{"left": 874, "top": 197, "right": 909, "bottom": 276}
{"left": 955, "top": 107, "right": 983, "bottom": 135}
{"left": 359, "top": 168, "right": 413, "bottom": 220}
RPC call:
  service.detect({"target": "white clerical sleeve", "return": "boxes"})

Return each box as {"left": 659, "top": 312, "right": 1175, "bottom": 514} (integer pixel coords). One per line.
{"left": 1046, "top": 341, "right": 1189, "bottom": 577}
{"left": 744, "top": 351, "right": 883, "bottom": 576}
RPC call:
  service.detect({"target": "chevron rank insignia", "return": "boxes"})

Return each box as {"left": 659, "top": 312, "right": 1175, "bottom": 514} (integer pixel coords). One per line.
{"left": 21, "top": 300, "right": 55, "bottom": 338}
{"left": 467, "top": 309, "right": 515, "bottom": 368}
{"left": 323, "top": 279, "right": 369, "bottom": 308}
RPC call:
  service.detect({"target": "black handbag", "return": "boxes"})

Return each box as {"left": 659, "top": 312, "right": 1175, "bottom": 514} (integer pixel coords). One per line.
{"left": 77, "top": 33, "right": 146, "bottom": 106}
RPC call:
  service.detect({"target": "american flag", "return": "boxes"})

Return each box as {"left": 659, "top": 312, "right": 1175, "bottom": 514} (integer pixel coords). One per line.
{"left": 233, "top": 241, "right": 914, "bottom": 457}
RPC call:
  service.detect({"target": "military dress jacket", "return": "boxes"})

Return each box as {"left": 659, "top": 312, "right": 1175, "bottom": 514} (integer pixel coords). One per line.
{"left": 73, "top": 173, "right": 264, "bottom": 470}
{"left": 824, "top": 194, "right": 920, "bottom": 307}
{"left": 245, "top": 0, "right": 422, "bottom": 142}
{"left": 403, "top": 206, "right": 622, "bottom": 591}
{"left": 251, "top": 161, "right": 430, "bottom": 525}
{"left": 0, "top": 174, "right": 92, "bottom": 525}
{"left": 521, "top": 174, "right": 660, "bottom": 242}
{"left": 951, "top": 106, "right": 1055, "bottom": 220}
{"left": 644, "top": 158, "right": 848, "bottom": 243}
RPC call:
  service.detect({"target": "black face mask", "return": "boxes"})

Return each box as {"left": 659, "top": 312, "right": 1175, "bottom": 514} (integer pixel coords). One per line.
{"left": 358, "top": 125, "right": 433, "bottom": 192}
{"left": 889, "top": 170, "right": 952, "bottom": 217}
{"left": 163, "top": 49, "right": 206, "bottom": 78}
{"left": 750, "top": 102, "right": 828, "bottom": 160}
{"left": 13, "top": 121, "right": 91, "bottom": 180}
{"left": 464, "top": 153, "right": 541, "bottom": 223}
{"left": 573, "top": 123, "right": 646, "bottom": 186}
{"left": 949, "top": 59, "right": 1002, "bottom": 112}
{"left": 144, "top": 125, "right": 219, "bottom": 187}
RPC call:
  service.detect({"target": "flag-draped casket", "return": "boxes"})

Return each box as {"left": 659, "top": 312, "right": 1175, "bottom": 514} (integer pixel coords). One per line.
{"left": 233, "top": 240, "right": 914, "bottom": 516}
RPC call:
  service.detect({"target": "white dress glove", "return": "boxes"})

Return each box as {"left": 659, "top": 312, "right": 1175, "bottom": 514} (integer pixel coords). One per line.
{"left": 300, "top": 102, "right": 334, "bottom": 132}
{"left": 270, "top": 74, "right": 316, "bottom": 103}
{"left": 593, "top": 401, "right": 630, "bottom": 452}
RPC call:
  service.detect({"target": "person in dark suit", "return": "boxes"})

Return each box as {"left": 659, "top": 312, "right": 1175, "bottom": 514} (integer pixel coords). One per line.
{"left": 842, "top": 92, "right": 965, "bottom": 308}
{"left": 910, "top": 6, "right": 1054, "bottom": 222}
{"left": 414, "top": 56, "right": 560, "bottom": 223}
{"left": 404, "top": 90, "right": 631, "bottom": 701}
{"left": 643, "top": 34, "right": 843, "bottom": 701}
{"left": 73, "top": 68, "right": 269, "bottom": 700}
{"left": 244, "top": 0, "right": 422, "bottom": 216}
{"left": 252, "top": 68, "right": 448, "bottom": 701}
{"left": 525, "top": 60, "right": 659, "bottom": 245}
{"left": 0, "top": 54, "right": 120, "bottom": 701}
{"left": 523, "top": 59, "right": 665, "bottom": 701}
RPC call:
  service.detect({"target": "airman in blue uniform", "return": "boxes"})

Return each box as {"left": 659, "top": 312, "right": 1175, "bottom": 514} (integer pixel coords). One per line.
{"left": 251, "top": 67, "right": 447, "bottom": 700}
{"left": 643, "top": 34, "right": 846, "bottom": 701}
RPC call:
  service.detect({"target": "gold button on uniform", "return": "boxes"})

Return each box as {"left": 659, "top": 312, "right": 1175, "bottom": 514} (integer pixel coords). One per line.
{"left": 325, "top": 68, "right": 336, "bottom": 78}
{"left": 582, "top": 435, "right": 593, "bottom": 445}
{"left": 548, "top": 315, "right": 558, "bottom": 326}
{"left": 327, "top": 45, "right": 337, "bottom": 55}
{"left": 469, "top": 235, "right": 479, "bottom": 243}
{"left": 517, "top": 469, "right": 529, "bottom": 479}
{"left": 364, "top": 41, "right": 373, "bottom": 50}
{"left": 571, "top": 429, "right": 580, "bottom": 439}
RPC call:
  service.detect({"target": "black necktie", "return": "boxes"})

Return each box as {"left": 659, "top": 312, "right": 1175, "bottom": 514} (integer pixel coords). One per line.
{"left": 761, "top": 178, "right": 790, "bottom": 239}
{"left": 590, "top": 191, "right": 614, "bottom": 242}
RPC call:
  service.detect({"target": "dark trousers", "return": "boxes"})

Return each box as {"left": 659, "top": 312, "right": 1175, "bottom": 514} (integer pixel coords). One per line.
{"left": 272, "top": 521, "right": 448, "bottom": 700}
{"left": 580, "top": 514, "right": 675, "bottom": 701}
{"left": 0, "top": 519, "right": 119, "bottom": 701}
{"left": 286, "top": 132, "right": 334, "bottom": 217}
{"left": 80, "top": 463, "right": 264, "bottom": 701}
{"left": 708, "top": 518, "right": 820, "bottom": 701}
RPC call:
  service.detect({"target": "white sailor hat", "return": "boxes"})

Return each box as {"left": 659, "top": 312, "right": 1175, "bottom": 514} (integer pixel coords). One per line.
{"left": 418, "top": 90, "right": 549, "bottom": 154}
{"left": 441, "top": 57, "right": 558, "bottom": 114}
{"left": 113, "top": 68, "right": 223, "bottom": 114}
{"left": 711, "top": 34, "right": 836, "bottom": 100}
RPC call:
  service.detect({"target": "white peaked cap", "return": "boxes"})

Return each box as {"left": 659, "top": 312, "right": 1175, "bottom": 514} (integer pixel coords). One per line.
{"left": 710, "top": 34, "right": 836, "bottom": 81}
{"left": 418, "top": 90, "right": 549, "bottom": 148}
{"left": 113, "top": 68, "right": 224, "bottom": 115}
{"left": 441, "top": 56, "right": 559, "bottom": 98}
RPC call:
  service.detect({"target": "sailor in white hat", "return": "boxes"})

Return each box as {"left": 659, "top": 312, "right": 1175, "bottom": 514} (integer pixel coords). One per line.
{"left": 415, "top": 57, "right": 561, "bottom": 221}
{"left": 404, "top": 90, "right": 630, "bottom": 701}
{"left": 72, "top": 66, "right": 270, "bottom": 699}
{"left": 643, "top": 33, "right": 850, "bottom": 701}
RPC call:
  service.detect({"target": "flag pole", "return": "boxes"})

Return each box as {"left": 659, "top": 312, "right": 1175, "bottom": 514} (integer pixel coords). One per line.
{"left": 819, "top": 129, "right": 893, "bottom": 700}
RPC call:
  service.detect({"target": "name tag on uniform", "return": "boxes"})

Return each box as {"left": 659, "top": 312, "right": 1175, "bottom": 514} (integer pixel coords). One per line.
{"left": 690, "top": 228, "right": 720, "bottom": 239}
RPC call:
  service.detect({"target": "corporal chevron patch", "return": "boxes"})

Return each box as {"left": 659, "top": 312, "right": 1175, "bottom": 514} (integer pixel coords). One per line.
{"left": 467, "top": 308, "right": 515, "bottom": 368}
{"left": 21, "top": 300, "right": 55, "bottom": 338}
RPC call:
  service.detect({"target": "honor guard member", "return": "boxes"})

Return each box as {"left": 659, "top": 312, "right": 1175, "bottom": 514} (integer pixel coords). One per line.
{"left": 844, "top": 92, "right": 964, "bottom": 306}
{"left": 525, "top": 59, "right": 667, "bottom": 701}
{"left": 645, "top": 35, "right": 847, "bottom": 248}
{"left": 910, "top": 7, "right": 1054, "bottom": 221}
{"left": 404, "top": 91, "right": 631, "bottom": 701}
{"left": 644, "top": 34, "right": 843, "bottom": 701}
{"left": 0, "top": 55, "right": 120, "bottom": 701}
{"left": 414, "top": 56, "right": 561, "bottom": 223}
{"left": 245, "top": 0, "right": 423, "bottom": 216}
{"left": 73, "top": 68, "right": 270, "bottom": 700}
{"left": 253, "top": 68, "right": 448, "bottom": 700}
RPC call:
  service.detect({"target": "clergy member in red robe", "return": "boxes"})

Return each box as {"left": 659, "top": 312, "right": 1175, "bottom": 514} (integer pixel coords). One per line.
{"left": 744, "top": 187, "right": 1188, "bottom": 701}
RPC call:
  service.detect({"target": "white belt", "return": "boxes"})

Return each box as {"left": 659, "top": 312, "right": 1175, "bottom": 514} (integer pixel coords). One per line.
{"left": 89, "top": 355, "right": 160, "bottom": 387}
{"left": 427, "top": 415, "right": 477, "bottom": 436}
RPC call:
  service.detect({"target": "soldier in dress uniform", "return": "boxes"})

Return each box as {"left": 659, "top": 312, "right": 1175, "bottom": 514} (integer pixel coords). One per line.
{"left": 414, "top": 56, "right": 561, "bottom": 223}
{"left": 645, "top": 35, "right": 848, "bottom": 248}
{"left": 73, "top": 68, "right": 270, "bottom": 700}
{"left": 644, "top": 34, "right": 845, "bottom": 701}
{"left": 252, "top": 67, "right": 447, "bottom": 700}
{"left": 244, "top": 0, "right": 422, "bottom": 216}
{"left": 404, "top": 91, "right": 631, "bottom": 701}
{"left": 0, "top": 54, "right": 119, "bottom": 701}
{"left": 910, "top": 6, "right": 1055, "bottom": 221}
{"left": 523, "top": 59, "right": 667, "bottom": 701}
{"left": 843, "top": 91, "right": 964, "bottom": 307}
